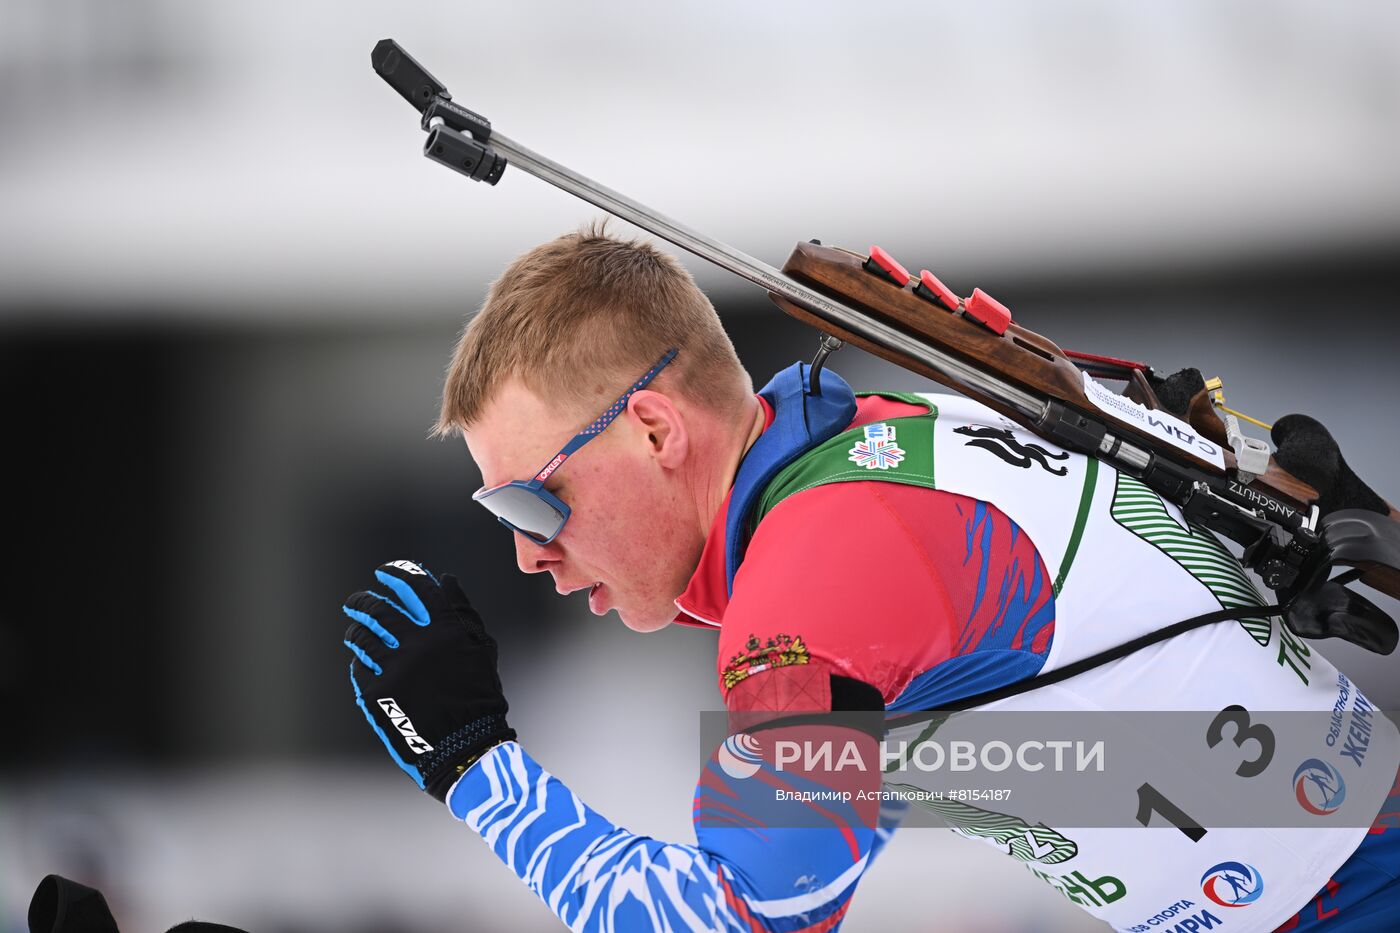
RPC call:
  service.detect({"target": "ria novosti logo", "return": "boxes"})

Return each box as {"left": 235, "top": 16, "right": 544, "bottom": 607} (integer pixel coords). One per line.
{"left": 715, "top": 732, "right": 1104, "bottom": 780}
{"left": 1293, "top": 758, "right": 1347, "bottom": 816}
{"left": 717, "top": 733, "right": 764, "bottom": 779}
{"left": 1200, "top": 862, "right": 1264, "bottom": 908}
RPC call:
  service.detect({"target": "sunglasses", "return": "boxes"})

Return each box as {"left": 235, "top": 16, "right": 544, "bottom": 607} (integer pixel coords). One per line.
{"left": 472, "top": 348, "right": 679, "bottom": 543}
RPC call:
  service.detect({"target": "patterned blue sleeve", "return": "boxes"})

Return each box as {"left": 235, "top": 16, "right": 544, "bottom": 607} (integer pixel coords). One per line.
{"left": 867, "top": 797, "right": 908, "bottom": 867}
{"left": 448, "top": 741, "right": 876, "bottom": 932}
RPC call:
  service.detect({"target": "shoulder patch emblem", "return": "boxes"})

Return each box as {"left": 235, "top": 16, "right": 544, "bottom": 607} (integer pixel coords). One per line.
{"left": 848, "top": 423, "right": 906, "bottom": 470}
{"left": 722, "top": 633, "right": 811, "bottom": 690}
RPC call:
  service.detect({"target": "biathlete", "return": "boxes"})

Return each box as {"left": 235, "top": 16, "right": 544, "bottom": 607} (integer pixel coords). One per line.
{"left": 340, "top": 226, "right": 1400, "bottom": 932}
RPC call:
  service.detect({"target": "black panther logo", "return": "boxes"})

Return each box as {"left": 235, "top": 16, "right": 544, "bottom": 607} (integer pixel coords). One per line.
{"left": 954, "top": 424, "right": 1070, "bottom": 476}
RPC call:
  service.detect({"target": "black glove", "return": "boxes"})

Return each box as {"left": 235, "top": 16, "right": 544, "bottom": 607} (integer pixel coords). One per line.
{"left": 341, "top": 560, "right": 516, "bottom": 802}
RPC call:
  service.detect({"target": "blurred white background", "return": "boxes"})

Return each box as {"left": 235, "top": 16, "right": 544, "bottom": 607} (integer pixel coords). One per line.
{"left": 3, "top": 2, "right": 1399, "bottom": 931}
{"left": 3, "top": 0, "right": 1398, "bottom": 315}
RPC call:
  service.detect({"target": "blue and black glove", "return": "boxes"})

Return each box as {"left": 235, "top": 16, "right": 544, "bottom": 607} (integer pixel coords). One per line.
{"left": 341, "top": 560, "right": 516, "bottom": 802}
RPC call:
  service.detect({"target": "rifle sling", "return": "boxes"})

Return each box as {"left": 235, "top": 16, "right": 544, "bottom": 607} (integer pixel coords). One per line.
{"left": 900, "top": 602, "right": 1288, "bottom": 719}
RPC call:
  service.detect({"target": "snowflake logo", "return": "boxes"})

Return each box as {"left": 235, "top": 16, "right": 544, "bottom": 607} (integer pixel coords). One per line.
{"left": 848, "top": 423, "right": 905, "bottom": 470}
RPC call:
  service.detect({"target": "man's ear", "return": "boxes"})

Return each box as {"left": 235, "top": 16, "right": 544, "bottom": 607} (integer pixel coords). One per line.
{"left": 628, "top": 390, "right": 688, "bottom": 468}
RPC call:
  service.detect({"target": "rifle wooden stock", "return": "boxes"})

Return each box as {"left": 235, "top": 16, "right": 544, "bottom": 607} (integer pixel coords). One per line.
{"left": 772, "top": 242, "right": 1400, "bottom": 601}
{"left": 772, "top": 242, "right": 1318, "bottom": 500}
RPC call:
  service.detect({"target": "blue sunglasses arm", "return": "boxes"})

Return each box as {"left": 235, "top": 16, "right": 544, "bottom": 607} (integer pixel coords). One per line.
{"left": 521, "top": 348, "right": 678, "bottom": 487}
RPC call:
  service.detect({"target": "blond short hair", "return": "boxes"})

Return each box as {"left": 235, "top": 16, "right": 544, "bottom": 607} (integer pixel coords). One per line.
{"left": 435, "top": 221, "right": 753, "bottom": 435}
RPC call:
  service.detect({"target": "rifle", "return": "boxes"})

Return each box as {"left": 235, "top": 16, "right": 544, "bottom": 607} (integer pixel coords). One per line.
{"left": 371, "top": 39, "right": 1400, "bottom": 654}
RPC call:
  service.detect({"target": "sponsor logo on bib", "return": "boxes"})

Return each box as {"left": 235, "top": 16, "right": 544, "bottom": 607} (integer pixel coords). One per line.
{"left": 953, "top": 423, "right": 1070, "bottom": 476}
{"left": 1200, "top": 861, "right": 1264, "bottom": 908}
{"left": 1293, "top": 758, "right": 1347, "bottom": 815}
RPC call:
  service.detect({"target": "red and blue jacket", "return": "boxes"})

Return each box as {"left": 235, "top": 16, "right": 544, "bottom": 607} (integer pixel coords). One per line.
{"left": 448, "top": 362, "right": 1056, "bottom": 931}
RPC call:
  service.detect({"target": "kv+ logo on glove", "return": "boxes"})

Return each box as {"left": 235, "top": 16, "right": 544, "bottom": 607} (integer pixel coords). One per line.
{"left": 341, "top": 560, "right": 516, "bottom": 801}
